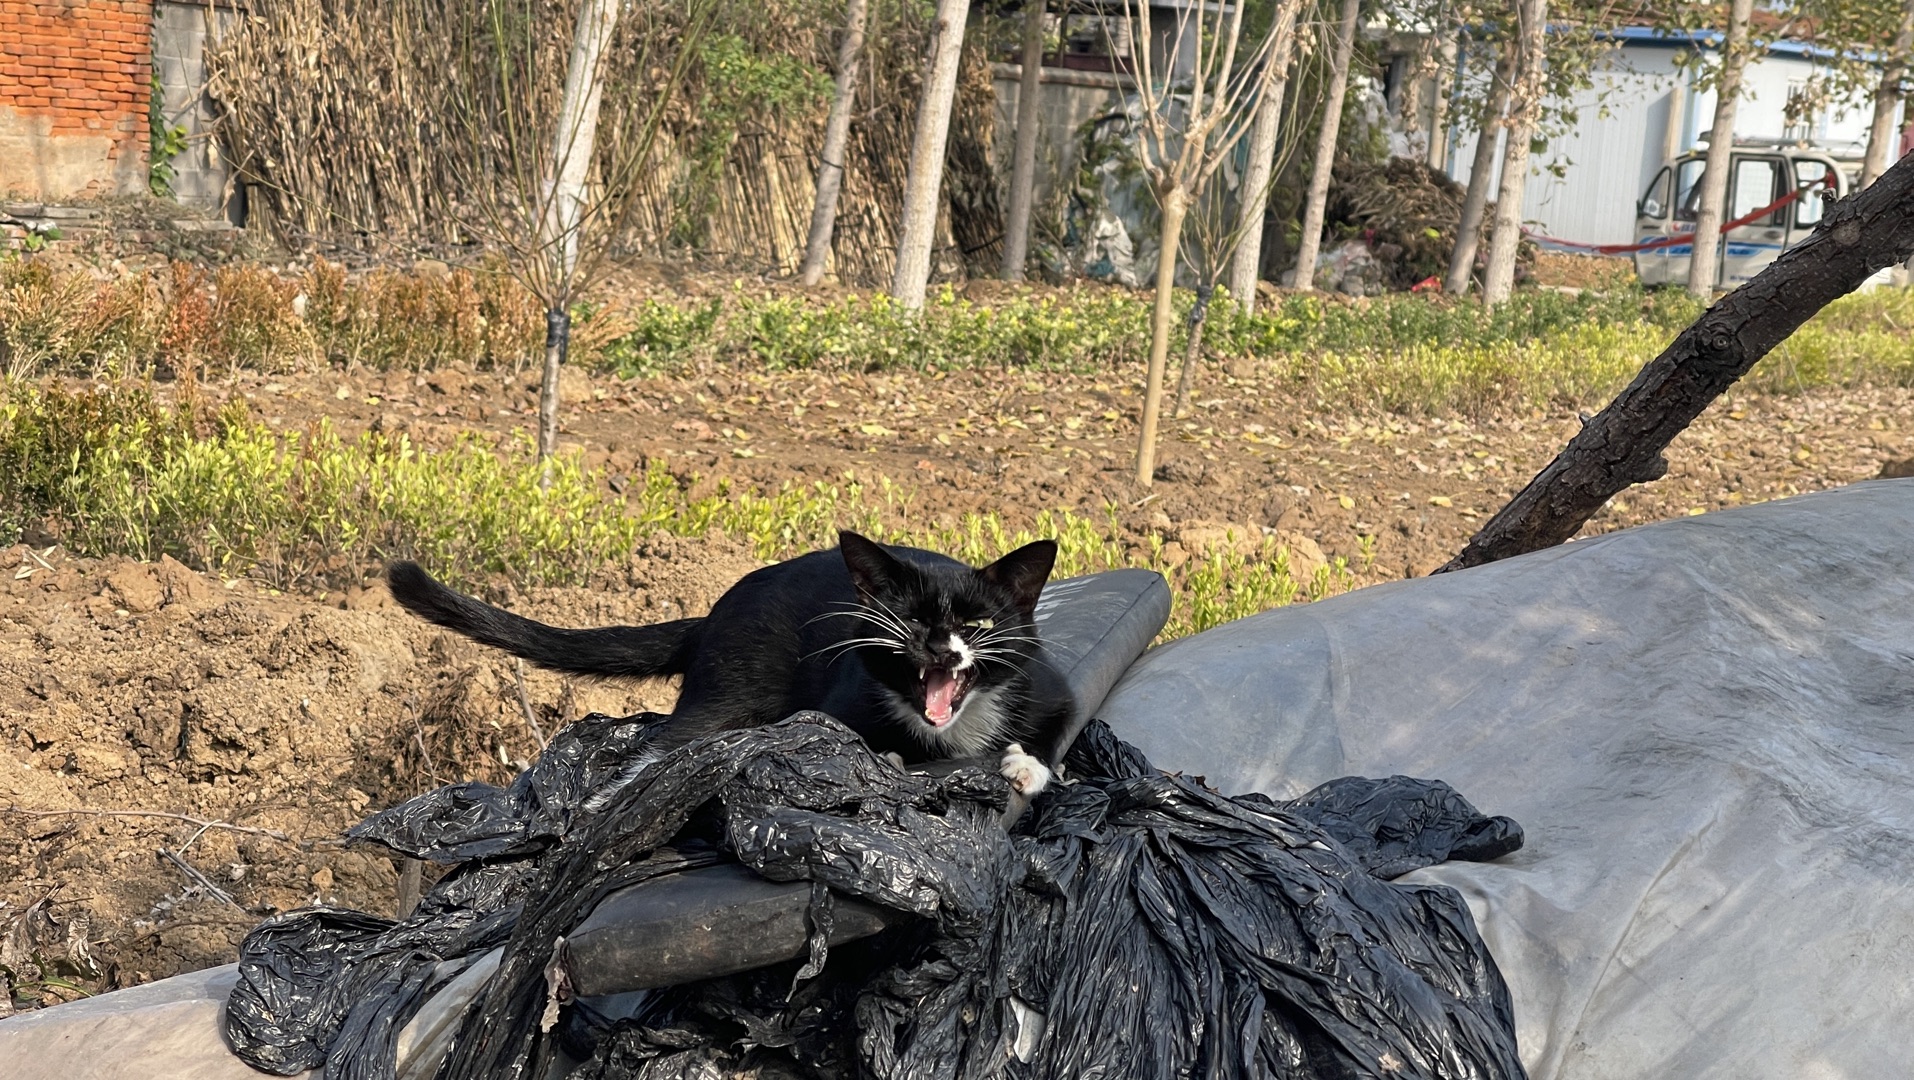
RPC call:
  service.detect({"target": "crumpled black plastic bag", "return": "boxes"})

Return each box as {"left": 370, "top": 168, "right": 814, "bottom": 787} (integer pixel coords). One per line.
{"left": 224, "top": 712, "right": 1526, "bottom": 1080}
{"left": 226, "top": 906, "right": 517, "bottom": 1077}
{"left": 1277, "top": 773, "right": 1526, "bottom": 879}
{"left": 347, "top": 712, "right": 663, "bottom": 863}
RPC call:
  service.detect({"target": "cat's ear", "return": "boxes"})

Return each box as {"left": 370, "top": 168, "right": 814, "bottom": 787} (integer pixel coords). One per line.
{"left": 839, "top": 530, "right": 904, "bottom": 597}
{"left": 980, "top": 539, "right": 1057, "bottom": 612}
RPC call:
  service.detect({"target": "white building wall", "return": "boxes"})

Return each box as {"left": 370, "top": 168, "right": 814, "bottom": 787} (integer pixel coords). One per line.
{"left": 1440, "top": 40, "right": 1901, "bottom": 247}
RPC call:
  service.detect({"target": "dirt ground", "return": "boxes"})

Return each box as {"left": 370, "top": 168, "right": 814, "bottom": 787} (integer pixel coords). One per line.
{"left": 6, "top": 338, "right": 1914, "bottom": 1010}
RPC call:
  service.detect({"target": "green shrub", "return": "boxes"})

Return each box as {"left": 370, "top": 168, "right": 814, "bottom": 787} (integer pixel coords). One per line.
{"left": 0, "top": 259, "right": 165, "bottom": 379}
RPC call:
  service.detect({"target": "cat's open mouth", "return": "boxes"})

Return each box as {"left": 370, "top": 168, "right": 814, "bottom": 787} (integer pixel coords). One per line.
{"left": 919, "top": 665, "right": 971, "bottom": 727}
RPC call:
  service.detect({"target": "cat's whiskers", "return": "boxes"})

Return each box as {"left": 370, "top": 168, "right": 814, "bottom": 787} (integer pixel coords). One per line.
{"left": 808, "top": 602, "right": 912, "bottom": 643}
{"left": 865, "top": 595, "right": 922, "bottom": 640}
{"left": 972, "top": 628, "right": 1045, "bottom": 655}
{"left": 971, "top": 646, "right": 1067, "bottom": 680}
{"left": 976, "top": 633, "right": 1042, "bottom": 646}
{"left": 806, "top": 635, "right": 909, "bottom": 664}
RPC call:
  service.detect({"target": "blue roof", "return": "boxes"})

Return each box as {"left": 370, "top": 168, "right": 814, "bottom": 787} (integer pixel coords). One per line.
{"left": 1589, "top": 25, "right": 1861, "bottom": 62}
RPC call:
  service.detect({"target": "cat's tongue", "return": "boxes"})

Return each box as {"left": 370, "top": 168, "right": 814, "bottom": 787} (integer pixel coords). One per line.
{"left": 924, "top": 670, "right": 958, "bottom": 726}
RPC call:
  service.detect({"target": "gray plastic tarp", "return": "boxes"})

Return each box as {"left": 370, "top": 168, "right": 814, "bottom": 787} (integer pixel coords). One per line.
{"left": 0, "top": 965, "right": 284, "bottom": 1080}
{"left": 1100, "top": 479, "right": 1914, "bottom": 1080}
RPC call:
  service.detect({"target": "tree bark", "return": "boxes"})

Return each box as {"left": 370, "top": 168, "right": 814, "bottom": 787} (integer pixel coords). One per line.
{"left": 539, "top": 309, "right": 567, "bottom": 464}
{"left": 1426, "top": 31, "right": 1458, "bottom": 171}
{"left": 1481, "top": 0, "right": 1546, "bottom": 305}
{"left": 1134, "top": 185, "right": 1190, "bottom": 486}
{"left": 1444, "top": 40, "right": 1514, "bottom": 295}
{"left": 534, "top": 0, "right": 619, "bottom": 462}
{"left": 1000, "top": 0, "right": 1046, "bottom": 281}
{"left": 798, "top": 0, "right": 870, "bottom": 287}
{"left": 1686, "top": 0, "right": 1753, "bottom": 298}
{"left": 1172, "top": 284, "right": 1215, "bottom": 419}
{"left": 1226, "top": 0, "right": 1304, "bottom": 312}
{"left": 892, "top": 0, "right": 972, "bottom": 310}
{"left": 1290, "top": 0, "right": 1362, "bottom": 293}
{"left": 1662, "top": 76, "right": 1686, "bottom": 163}
{"left": 1860, "top": 0, "right": 1914, "bottom": 189}
{"left": 1438, "top": 150, "right": 1914, "bottom": 574}
{"left": 395, "top": 858, "right": 423, "bottom": 919}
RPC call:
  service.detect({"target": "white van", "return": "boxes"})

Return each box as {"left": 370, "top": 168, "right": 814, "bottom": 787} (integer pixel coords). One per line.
{"left": 1632, "top": 142, "right": 1867, "bottom": 288}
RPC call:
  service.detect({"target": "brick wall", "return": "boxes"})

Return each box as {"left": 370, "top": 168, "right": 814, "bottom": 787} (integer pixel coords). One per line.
{"left": 0, "top": 0, "right": 153, "bottom": 199}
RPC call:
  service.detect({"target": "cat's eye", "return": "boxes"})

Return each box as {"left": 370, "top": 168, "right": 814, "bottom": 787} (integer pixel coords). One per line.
{"left": 963, "top": 618, "right": 994, "bottom": 630}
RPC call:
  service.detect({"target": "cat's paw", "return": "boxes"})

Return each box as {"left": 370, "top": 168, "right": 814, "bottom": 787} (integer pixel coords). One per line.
{"left": 883, "top": 751, "right": 906, "bottom": 769}
{"left": 999, "top": 743, "right": 1052, "bottom": 797}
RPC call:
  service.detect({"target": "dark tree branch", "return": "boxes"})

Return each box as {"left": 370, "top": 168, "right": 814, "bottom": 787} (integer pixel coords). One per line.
{"left": 1438, "top": 151, "right": 1914, "bottom": 574}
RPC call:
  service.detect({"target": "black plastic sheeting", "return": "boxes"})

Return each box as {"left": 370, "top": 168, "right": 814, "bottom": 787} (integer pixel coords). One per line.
{"left": 224, "top": 712, "right": 1526, "bottom": 1080}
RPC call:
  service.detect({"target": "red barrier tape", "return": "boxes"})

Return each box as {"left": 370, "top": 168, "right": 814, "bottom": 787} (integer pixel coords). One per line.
{"left": 1524, "top": 183, "right": 1815, "bottom": 255}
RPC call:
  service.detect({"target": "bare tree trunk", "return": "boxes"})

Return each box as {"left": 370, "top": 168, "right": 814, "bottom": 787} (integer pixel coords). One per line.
{"left": 1686, "top": 0, "right": 1753, "bottom": 298}
{"left": 1481, "top": 0, "right": 1546, "bottom": 305}
{"left": 534, "top": 0, "right": 619, "bottom": 463}
{"left": 798, "top": 0, "right": 870, "bottom": 287}
{"left": 1439, "top": 147, "right": 1914, "bottom": 573}
{"left": 1291, "top": 0, "right": 1362, "bottom": 293}
{"left": 1426, "top": 31, "right": 1458, "bottom": 171}
{"left": 1444, "top": 41, "right": 1514, "bottom": 296}
{"left": 1861, "top": 0, "right": 1914, "bottom": 189}
{"left": 892, "top": 0, "right": 971, "bottom": 310}
{"left": 1662, "top": 77, "right": 1686, "bottom": 163}
{"left": 1173, "top": 284, "right": 1215, "bottom": 419}
{"left": 1135, "top": 185, "right": 1189, "bottom": 486}
{"left": 539, "top": 310, "right": 567, "bottom": 461}
{"left": 1226, "top": 0, "right": 1304, "bottom": 312}
{"left": 1000, "top": 0, "right": 1046, "bottom": 281}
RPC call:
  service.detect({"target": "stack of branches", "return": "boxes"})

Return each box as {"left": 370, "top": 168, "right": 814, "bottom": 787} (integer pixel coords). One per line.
{"left": 206, "top": 0, "right": 1002, "bottom": 285}
{"left": 1325, "top": 155, "right": 1526, "bottom": 290}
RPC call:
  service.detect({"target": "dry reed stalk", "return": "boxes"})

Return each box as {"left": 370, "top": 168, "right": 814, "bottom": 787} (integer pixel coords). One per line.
{"left": 205, "top": 0, "right": 1004, "bottom": 286}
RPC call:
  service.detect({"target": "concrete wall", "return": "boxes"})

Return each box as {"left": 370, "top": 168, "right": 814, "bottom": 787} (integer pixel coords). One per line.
{"left": 151, "top": 0, "right": 236, "bottom": 216}
{"left": 0, "top": 0, "right": 152, "bottom": 199}
{"left": 990, "top": 62, "right": 1129, "bottom": 226}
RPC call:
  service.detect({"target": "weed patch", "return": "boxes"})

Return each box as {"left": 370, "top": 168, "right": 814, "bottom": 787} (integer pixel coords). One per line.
{"left": 0, "top": 386, "right": 1346, "bottom": 638}
{"left": 6, "top": 253, "right": 1910, "bottom": 416}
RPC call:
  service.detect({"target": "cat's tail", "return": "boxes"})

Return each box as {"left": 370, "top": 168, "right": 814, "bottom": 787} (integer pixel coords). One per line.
{"left": 386, "top": 561, "right": 702, "bottom": 679}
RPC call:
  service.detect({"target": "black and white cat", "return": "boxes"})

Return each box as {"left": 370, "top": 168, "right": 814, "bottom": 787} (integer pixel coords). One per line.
{"left": 386, "top": 532, "right": 1070, "bottom": 800}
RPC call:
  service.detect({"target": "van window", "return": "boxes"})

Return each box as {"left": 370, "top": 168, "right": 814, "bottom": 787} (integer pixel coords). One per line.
{"left": 1639, "top": 167, "right": 1671, "bottom": 218}
{"left": 1794, "top": 161, "right": 1838, "bottom": 228}
{"left": 1675, "top": 159, "right": 1706, "bottom": 221}
{"left": 1730, "top": 157, "right": 1785, "bottom": 225}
